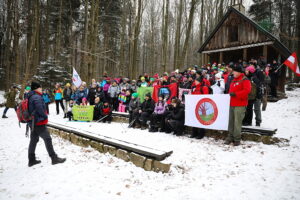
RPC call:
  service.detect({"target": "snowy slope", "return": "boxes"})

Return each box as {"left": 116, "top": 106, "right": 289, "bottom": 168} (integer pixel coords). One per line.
{"left": 0, "top": 89, "right": 300, "bottom": 200}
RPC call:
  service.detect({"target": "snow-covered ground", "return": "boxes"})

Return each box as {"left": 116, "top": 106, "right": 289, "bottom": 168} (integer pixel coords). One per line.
{"left": 0, "top": 91, "right": 5, "bottom": 105}
{"left": 0, "top": 89, "right": 300, "bottom": 200}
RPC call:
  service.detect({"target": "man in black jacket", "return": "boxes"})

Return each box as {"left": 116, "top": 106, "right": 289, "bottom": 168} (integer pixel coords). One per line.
{"left": 28, "top": 82, "right": 66, "bottom": 167}
{"left": 137, "top": 93, "right": 155, "bottom": 130}
{"left": 165, "top": 97, "right": 185, "bottom": 136}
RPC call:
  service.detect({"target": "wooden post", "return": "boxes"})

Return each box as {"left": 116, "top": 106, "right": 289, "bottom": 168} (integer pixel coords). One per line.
{"left": 219, "top": 52, "right": 223, "bottom": 63}
{"left": 263, "top": 45, "right": 268, "bottom": 60}
{"left": 201, "top": 54, "right": 205, "bottom": 66}
{"left": 243, "top": 48, "right": 247, "bottom": 61}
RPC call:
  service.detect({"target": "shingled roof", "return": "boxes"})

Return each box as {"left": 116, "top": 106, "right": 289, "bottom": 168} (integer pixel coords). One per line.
{"left": 198, "top": 7, "right": 291, "bottom": 58}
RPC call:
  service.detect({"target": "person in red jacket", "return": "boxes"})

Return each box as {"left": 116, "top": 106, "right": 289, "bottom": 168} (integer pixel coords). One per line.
{"left": 190, "top": 77, "right": 209, "bottom": 139}
{"left": 225, "top": 65, "right": 251, "bottom": 146}
{"left": 191, "top": 77, "right": 209, "bottom": 95}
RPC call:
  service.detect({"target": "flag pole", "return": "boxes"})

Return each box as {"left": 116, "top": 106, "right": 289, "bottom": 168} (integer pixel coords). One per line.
{"left": 275, "top": 63, "right": 284, "bottom": 73}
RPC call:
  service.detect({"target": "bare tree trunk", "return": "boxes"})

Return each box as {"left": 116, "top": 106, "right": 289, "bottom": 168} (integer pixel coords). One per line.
{"left": 162, "top": 0, "right": 169, "bottom": 73}
{"left": 198, "top": 0, "right": 204, "bottom": 65}
{"left": 174, "top": 0, "right": 183, "bottom": 70}
{"left": 131, "top": 0, "right": 142, "bottom": 79}
{"left": 178, "top": 0, "right": 197, "bottom": 68}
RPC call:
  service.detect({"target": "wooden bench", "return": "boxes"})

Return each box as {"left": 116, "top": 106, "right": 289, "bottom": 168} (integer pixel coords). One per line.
{"left": 47, "top": 121, "right": 173, "bottom": 161}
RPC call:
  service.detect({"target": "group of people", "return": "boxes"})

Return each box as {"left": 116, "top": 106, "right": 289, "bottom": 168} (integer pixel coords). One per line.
{"left": 1, "top": 56, "right": 281, "bottom": 167}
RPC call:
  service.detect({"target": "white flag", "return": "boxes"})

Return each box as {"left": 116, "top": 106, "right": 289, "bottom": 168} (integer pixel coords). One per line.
{"left": 185, "top": 94, "right": 230, "bottom": 131}
{"left": 72, "top": 68, "right": 82, "bottom": 88}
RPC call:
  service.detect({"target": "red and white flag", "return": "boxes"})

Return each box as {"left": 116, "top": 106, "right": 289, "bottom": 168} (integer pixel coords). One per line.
{"left": 284, "top": 52, "right": 300, "bottom": 77}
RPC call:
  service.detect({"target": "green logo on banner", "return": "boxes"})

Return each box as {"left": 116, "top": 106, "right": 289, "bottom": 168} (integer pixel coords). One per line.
{"left": 72, "top": 105, "right": 94, "bottom": 121}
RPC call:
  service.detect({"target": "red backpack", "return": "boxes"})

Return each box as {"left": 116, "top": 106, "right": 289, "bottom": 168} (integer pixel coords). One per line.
{"left": 16, "top": 98, "right": 34, "bottom": 123}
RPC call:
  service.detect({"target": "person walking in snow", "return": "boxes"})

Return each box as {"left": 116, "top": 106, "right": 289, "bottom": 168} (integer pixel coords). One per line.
{"left": 2, "top": 85, "right": 18, "bottom": 118}
{"left": 27, "top": 81, "right": 66, "bottom": 167}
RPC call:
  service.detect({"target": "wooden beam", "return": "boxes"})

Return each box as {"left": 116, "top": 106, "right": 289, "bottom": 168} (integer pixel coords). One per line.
{"left": 263, "top": 45, "right": 268, "bottom": 60}
{"left": 243, "top": 48, "right": 247, "bottom": 61}
{"left": 202, "top": 41, "right": 274, "bottom": 54}
{"left": 219, "top": 52, "right": 223, "bottom": 63}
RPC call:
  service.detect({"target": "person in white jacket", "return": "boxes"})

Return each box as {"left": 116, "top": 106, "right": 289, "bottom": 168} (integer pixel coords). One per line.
{"left": 211, "top": 72, "right": 225, "bottom": 94}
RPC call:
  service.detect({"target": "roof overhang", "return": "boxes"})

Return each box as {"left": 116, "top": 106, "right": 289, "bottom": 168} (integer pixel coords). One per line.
{"left": 202, "top": 41, "right": 274, "bottom": 54}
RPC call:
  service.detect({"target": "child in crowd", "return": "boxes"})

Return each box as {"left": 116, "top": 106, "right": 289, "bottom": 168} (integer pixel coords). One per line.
{"left": 42, "top": 89, "right": 51, "bottom": 114}
{"left": 93, "top": 97, "right": 103, "bottom": 120}
{"left": 100, "top": 101, "right": 113, "bottom": 123}
{"left": 67, "top": 100, "right": 74, "bottom": 121}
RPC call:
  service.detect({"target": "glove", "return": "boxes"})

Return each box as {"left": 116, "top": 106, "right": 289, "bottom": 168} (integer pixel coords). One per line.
{"left": 230, "top": 92, "right": 236, "bottom": 97}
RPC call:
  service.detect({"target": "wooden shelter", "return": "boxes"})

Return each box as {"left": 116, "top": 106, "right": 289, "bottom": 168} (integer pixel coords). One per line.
{"left": 198, "top": 6, "right": 291, "bottom": 92}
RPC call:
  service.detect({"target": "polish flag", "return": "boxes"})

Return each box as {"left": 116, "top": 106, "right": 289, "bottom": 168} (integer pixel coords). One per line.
{"left": 72, "top": 67, "right": 82, "bottom": 88}
{"left": 283, "top": 52, "right": 300, "bottom": 77}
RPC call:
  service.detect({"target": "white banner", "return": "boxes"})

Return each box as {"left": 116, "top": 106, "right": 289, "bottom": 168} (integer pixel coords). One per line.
{"left": 185, "top": 94, "right": 230, "bottom": 131}
{"left": 72, "top": 67, "right": 82, "bottom": 88}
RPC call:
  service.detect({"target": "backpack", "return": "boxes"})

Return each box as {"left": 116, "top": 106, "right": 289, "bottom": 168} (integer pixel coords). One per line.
{"left": 248, "top": 77, "right": 257, "bottom": 100}
{"left": 16, "top": 98, "right": 34, "bottom": 123}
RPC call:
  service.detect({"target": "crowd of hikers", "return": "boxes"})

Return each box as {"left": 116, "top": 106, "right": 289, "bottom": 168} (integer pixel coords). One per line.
{"left": 2, "top": 57, "right": 282, "bottom": 147}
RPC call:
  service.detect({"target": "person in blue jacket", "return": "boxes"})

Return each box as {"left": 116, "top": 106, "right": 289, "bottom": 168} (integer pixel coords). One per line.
{"left": 42, "top": 89, "right": 51, "bottom": 114}
{"left": 27, "top": 82, "right": 66, "bottom": 167}
{"left": 53, "top": 83, "right": 65, "bottom": 115}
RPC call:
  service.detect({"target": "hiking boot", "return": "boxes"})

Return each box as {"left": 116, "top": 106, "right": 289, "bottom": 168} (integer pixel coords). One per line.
{"left": 224, "top": 140, "right": 232, "bottom": 145}
{"left": 256, "top": 122, "right": 260, "bottom": 127}
{"left": 28, "top": 159, "right": 41, "bottom": 167}
{"left": 233, "top": 141, "right": 241, "bottom": 146}
{"left": 63, "top": 114, "right": 67, "bottom": 118}
{"left": 141, "top": 125, "right": 147, "bottom": 130}
{"left": 2, "top": 115, "right": 8, "bottom": 118}
{"left": 135, "top": 124, "right": 141, "bottom": 129}
{"left": 51, "top": 156, "right": 66, "bottom": 165}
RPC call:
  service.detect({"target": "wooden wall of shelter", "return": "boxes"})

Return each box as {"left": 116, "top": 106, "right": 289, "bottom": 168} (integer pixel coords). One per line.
{"left": 198, "top": 7, "right": 292, "bottom": 93}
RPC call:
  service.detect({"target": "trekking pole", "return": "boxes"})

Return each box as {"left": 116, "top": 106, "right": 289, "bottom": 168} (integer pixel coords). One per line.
{"left": 128, "top": 118, "right": 136, "bottom": 128}
{"left": 89, "top": 115, "right": 109, "bottom": 127}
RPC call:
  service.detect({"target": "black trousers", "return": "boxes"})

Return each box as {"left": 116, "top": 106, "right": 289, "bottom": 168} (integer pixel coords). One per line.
{"left": 165, "top": 119, "right": 184, "bottom": 134}
{"left": 110, "top": 97, "right": 119, "bottom": 111}
{"left": 150, "top": 113, "right": 165, "bottom": 129}
{"left": 192, "top": 127, "right": 205, "bottom": 138}
{"left": 3, "top": 106, "right": 17, "bottom": 115}
{"left": 28, "top": 125, "right": 56, "bottom": 160}
{"left": 55, "top": 100, "right": 65, "bottom": 114}
{"left": 139, "top": 112, "right": 151, "bottom": 126}
{"left": 243, "top": 99, "right": 255, "bottom": 125}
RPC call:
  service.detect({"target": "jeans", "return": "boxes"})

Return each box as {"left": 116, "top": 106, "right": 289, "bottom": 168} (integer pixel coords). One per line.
{"left": 254, "top": 99, "right": 262, "bottom": 125}
{"left": 63, "top": 100, "right": 70, "bottom": 114}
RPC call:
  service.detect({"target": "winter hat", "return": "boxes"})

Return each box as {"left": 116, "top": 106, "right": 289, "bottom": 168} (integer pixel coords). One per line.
{"left": 31, "top": 82, "right": 41, "bottom": 91}
{"left": 150, "top": 77, "right": 155, "bottom": 82}
{"left": 66, "top": 83, "right": 71, "bottom": 87}
{"left": 145, "top": 93, "right": 151, "bottom": 98}
{"left": 132, "top": 93, "right": 138, "bottom": 98}
{"left": 246, "top": 65, "right": 256, "bottom": 73}
{"left": 195, "top": 77, "right": 202, "bottom": 83}
{"left": 158, "top": 94, "right": 164, "bottom": 99}
{"left": 25, "top": 86, "right": 31, "bottom": 91}
{"left": 233, "top": 65, "right": 244, "bottom": 73}
{"left": 153, "top": 73, "right": 159, "bottom": 79}
{"left": 175, "top": 69, "right": 179, "bottom": 73}
{"left": 141, "top": 76, "right": 145, "bottom": 81}
{"left": 215, "top": 72, "right": 222, "bottom": 79}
